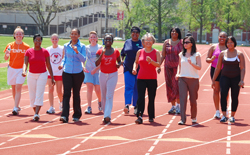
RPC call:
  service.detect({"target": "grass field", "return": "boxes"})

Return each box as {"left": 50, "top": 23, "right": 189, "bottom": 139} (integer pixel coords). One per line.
{"left": 0, "top": 36, "right": 162, "bottom": 91}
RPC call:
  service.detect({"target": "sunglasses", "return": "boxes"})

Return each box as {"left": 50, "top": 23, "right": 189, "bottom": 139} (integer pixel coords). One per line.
{"left": 183, "top": 41, "right": 191, "bottom": 44}
{"left": 132, "top": 31, "right": 139, "bottom": 34}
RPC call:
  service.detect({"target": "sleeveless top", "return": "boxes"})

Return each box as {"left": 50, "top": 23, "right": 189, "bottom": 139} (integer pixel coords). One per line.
{"left": 137, "top": 49, "right": 157, "bottom": 80}
{"left": 211, "top": 44, "right": 223, "bottom": 68}
{"left": 221, "top": 53, "right": 240, "bottom": 78}
{"left": 164, "top": 39, "right": 183, "bottom": 68}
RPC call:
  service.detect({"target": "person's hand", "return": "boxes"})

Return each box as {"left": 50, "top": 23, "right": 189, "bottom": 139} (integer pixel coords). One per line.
{"left": 22, "top": 71, "right": 26, "bottom": 77}
{"left": 146, "top": 56, "right": 152, "bottom": 64}
{"left": 51, "top": 78, "right": 56, "bottom": 86}
{"left": 132, "top": 69, "right": 137, "bottom": 75}
{"left": 5, "top": 49, "right": 10, "bottom": 58}
{"left": 72, "top": 45, "right": 78, "bottom": 54}
{"left": 211, "top": 81, "right": 215, "bottom": 89}
{"left": 83, "top": 67, "right": 89, "bottom": 73}
{"left": 121, "top": 61, "right": 124, "bottom": 65}
{"left": 211, "top": 55, "right": 216, "bottom": 61}
{"left": 116, "top": 62, "right": 121, "bottom": 69}
{"left": 175, "top": 75, "right": 179, "bottom": 80}
{"left": 187, "top": 58, "right": 192, "bottom": 64}
{"left": 58, "top": 65, "right": 63, "bottom": 70}
{"left": 238, "top": 80, "right": 244, "bottom": 88}
{"left": 102, "top": 49, "right": 106, "bottom": 55}
{"left": 157, "top": 67, "right": 161, "bottom": 74}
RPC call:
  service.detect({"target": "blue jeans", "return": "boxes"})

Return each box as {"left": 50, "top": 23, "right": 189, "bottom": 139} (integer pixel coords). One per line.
{"left": 124, "top": 71, "right": 138, "bottom": 107}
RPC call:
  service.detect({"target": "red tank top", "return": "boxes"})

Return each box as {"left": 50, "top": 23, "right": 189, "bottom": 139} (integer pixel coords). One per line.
{"left": 137, "top": 49, "right": 157, "bottom": 79}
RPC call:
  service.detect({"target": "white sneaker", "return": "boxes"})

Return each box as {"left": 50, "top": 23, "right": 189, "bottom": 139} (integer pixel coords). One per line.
{"left": 12, "top": 107, "right": 19, "bottom": 115}
{"left": 33, "top": 114, "right": 40, "bottom": 121}
{"left": 46, "top": 107, "right": 55, "bottom": 114}
{"left": 175, "top": 105, "right": 180, "bottom": 114}
{"left": 214, "top": 111, "right": 221, "bottom": 119}
{"left": 192, "top": 118, "right": 197, "bottom": 123}
{"left": 59, "top": 102, "right": 63, "bottom": 111}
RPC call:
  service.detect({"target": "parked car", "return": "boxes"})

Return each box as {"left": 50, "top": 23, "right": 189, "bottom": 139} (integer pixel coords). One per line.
{"left": 114, "top": 37, "right": 123, "bottom": 40}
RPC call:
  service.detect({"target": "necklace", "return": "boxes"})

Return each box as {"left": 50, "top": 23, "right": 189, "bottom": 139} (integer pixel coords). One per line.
{"left": 171, "top": 39, "right": 180, "bottom": 45}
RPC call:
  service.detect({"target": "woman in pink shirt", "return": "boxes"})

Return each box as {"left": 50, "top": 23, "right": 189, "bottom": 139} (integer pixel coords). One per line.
{"left": 132, "top": 33, "right": 161, "bottom": 124}
{"left": 22, "top": 34, "right": 55, "bottom": 121}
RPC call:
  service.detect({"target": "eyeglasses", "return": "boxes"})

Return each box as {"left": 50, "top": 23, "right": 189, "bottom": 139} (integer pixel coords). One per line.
{"left": 219, "top": 36, "right": 227, "bottom": 38}
{"left": 183, "top": 41, "right": 191, "bottom": 44}
{"left": 104, "top": 39, "right": 112, "bottom": 41}
{"left": 132, "top": 31, "right": 139, "bottom": 34}
{"left": 34, "top": 39, "right": 42, "bottom": 42}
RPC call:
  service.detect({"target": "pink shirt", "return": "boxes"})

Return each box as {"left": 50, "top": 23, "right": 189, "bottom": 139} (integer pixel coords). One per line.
{"left": 211, "top": 44, "right": 223, "bottom": 69}
{"left": 137, "top": 49, "right": 157, "bottom": 79}
{"left": 25, "top": 48, "right": 50, "bottom": 73}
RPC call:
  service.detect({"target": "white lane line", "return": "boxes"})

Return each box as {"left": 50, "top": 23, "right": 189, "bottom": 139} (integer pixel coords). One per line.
{"left": 71, "top": 144, "right": 80, "bottom": 150}
{"left": 227, "top": 92, "right": 232, "bottom": 154}
{"left": 148, "top": 146, "right": 155, "bottom": 152}
{"left": 0, "top": 142, "right": 6, "bottom": 146}
{"left": 242, "top": 49, "right": 250, "bottom": 62}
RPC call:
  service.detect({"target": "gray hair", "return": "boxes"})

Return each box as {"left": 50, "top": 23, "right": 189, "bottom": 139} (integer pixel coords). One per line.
{"left": 141, "top": 32, "right": 156, "bottom": 44}
{"left": 219, "top": 31, "right": 227, "bottom": 36}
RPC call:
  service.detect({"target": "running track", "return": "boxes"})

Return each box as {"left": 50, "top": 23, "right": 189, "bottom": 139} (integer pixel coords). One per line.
{"left": 0, "top": 45, "right": 249, "bottom": 155}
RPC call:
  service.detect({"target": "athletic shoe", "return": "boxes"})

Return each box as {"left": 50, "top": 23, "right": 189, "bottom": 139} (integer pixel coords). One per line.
{"left": 149, "top": 118, "right": 154, "bottom": 122}
{"left": 98, "top": 102, "right": 102, "bottom": 111}
{"left": 135, "top": 117, "right": 143, "bottom": 124}
{"left": 17, "top": 107, "right": 21, "bottom": 112}
{"left": 103, "top": 117, "right": 111, "bottom": 124}
{"left": 168, "top": 106, "right": 176, "bottom": 114}
{"left": 12, "top": 107, "right": 19, "bottom": 115}
{"left": 124, "top": 105, "right": 129, "bottom": 114}
{"left": 59, "top": 102, "right": 63, "bottom": 111}
{"left": 85, "top": 106, "right": 92, "bottom": 114}
{"left": 220, "top": 116, "right": 228, "bottom": 123}
{"left": 60, "top": 116, "right": 68, "bottom": 123}
{"left": 33, "top": 114, "right": 40, "bottom": 121}
{"left": 214, "top": 110, "right": 221, "bottom": 119}
{"left": 229, "top": 116, "right": 235, "bottom": 123}
{"left": 72, "top": 118, "right": 80, "bottom": 122}
{"left": 175, "top": 105, "right": 180, "bottom": 114}
{"left": 178, "top": 120, "right": 185, "bottom": 125}
{"left": 134, "top": 107, "right": 137, "bottom": 115}
{"left": 46, "top": 107, "right": 55, "bottom": 114}
{"left": 192, "top": 118, "right": 197, "bottom": 123}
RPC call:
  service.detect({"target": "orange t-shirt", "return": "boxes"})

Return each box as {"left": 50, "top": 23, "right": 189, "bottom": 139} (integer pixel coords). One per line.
{"left": 4, "top": 42, "right": 30, "bottom": 69}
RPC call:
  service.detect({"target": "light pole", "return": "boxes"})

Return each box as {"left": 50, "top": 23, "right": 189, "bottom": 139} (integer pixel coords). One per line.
{"left": 105, "top": 0, "right": 109, "bottom": 35}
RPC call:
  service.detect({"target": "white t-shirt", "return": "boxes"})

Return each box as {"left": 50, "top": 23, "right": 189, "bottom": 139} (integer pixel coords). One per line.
{"left": 85, "top": 44, "right": 102, "bottom": 72}
{"left": 178, "top": 52, "right": 201, "bottom": 79}
{"left": 46, "top": 45, "right": 64, "bottom": 76}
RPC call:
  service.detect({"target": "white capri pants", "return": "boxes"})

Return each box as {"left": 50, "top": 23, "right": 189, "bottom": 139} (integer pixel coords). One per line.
{"left": 99, "top": 71, "right": 118, "bottom": 119}
{"left": 27, "top": 72, "right": 48, "bottom": 107}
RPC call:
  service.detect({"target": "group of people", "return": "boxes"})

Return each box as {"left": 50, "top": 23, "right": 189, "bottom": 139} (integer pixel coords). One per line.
{"left": 4, "top": 26, "right": 245, "bottom": 125}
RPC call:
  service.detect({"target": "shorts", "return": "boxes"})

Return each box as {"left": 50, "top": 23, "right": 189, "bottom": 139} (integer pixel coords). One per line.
{"left": 84, "top": 72, "right": 100, "bottom": 85}
{"left": 48, "top": 75, "right": 62, "bottom": 81}
{"left": 7, "top": 66, "right": 26, "bottom": 85}
{"left": 210, "top": 67, "right": 221, "bottom": 82}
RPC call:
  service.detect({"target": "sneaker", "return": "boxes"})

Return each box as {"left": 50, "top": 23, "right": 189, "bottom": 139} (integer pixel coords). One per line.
{"left": 124, "top": 105, "right": 129, "bottom": 114}
{"left": 72, "top": 118, "right": 80, "bottom": 122}
{"left": 33, "top": 114, "right": 40, "bottom": 121}
{"left": 98, "top": 102, "right": 102, "bottom": 111}
{"left": 59, "top": 102, "right": 63, "bottom": 111}
{"left": 46, "top": 107, "right": 55, "bottom": 114}
{"left": 134, "top": 107, "right": 137, "bottom": 115}
{"left": 168, "top": 106, "right": 176, "bottom": 114}
{"left": 175, "top": 105, "right": 180, "bottom": 114}
{"left": 85, "top": 106, "right": 92, "bottom": 114}
{"left": 60, "top": 116, "right": 68, "bottom": 123}
{"left": 103, "top": 117, "right": 111, "bottom": 124}
{"left": 12, "top": 107, "right": 19, "bottom": 115}
{"left": 135, "top": 116, "right": 143, "bottom": 124}
{"left": 192, "top": 118, "right": 197, "bottom": 123}
{"left": 214, "top": 111, "right": 221, "bottom": 119}
{"left": 220, "top": 116, "right": 228, "bottom": 123}
{"left": 17, "top": 107, "right": 21, "bottom": 112}
{"left": 229, "top": 116, "right": 235, "bottom": 123}
{"left": 149, "top": 118, "right": 154, "bottom": 122}
{"left": 178, "top": 120, "right": 185, "bottom": 125}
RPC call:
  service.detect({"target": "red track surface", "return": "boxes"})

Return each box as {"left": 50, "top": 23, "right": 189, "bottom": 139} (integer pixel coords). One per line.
{"left": 0, "top": 45, "right": 249, "bottom": 155}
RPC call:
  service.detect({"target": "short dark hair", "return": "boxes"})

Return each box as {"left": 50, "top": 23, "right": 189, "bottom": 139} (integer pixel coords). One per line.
{"left": 182, "top": 36, "right": 197, "bottom": 56}
{"left": 104, "top": 34, "right": 114, "bottom": 43}
{"left": 33, "top": 34, "right": 43, "bottom": 41}
{"left": 131, "top": 26, "right": 140, "bottom": 33}
{"left": 71, "top": 28, "right": 80, "bottom": 35}
{"left": 225, "top": 36, "right": 237, "bottom": 48}
{"left": 170, "top": 27, "right": 182, "bottom": 40}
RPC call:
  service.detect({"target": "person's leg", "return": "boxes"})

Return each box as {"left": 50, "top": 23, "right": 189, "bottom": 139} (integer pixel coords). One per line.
{"left": 103, "top": 72, "right": 118, "bottom": 119}
{"left": 72, "top": 71, "right": 84, "bottom": 119}
{"left": 188, "top": 78, "right": 199, "bottom": 121}
{"left": 47, "top": 78, "right": 54, "bottom": 108}
{"left": 230, "top": 76, "right": 240, "bottom": 117}
{"left": 11, "top": 85, "right": 16, "bottom": 101}
{"left": 27, "top": 72, "right": 37, "bottom": 109}
{"left": 99, "top": 72, "right": 107, "bottom": 112}
{"left": 178, "top": 77, "right": 188, "bottom": 123}
{"left": 14, "top": 84, "right": 22, "bottom": 108}
{"left": 136, "top": 79, "right": 147, "bottom": 117}
{"left": 86, "top": 83, "right": 94, "bottom": 107}
{"left": 220, "top": 76, "right": 230, "bottom": 117}
{"left": 55, "top": 80, "right": 63, "bottom": 103}
{"left": 132, "top": 74, "right": 138, "bottom": 107}
{"left": 124, "top": 71, "right": 135, "bottom": 106}
{"left": 94, "top": 85, "right": 101, "bottom": 102}
{"left": 147, "top": 79, "right": 157, "bottom": 119}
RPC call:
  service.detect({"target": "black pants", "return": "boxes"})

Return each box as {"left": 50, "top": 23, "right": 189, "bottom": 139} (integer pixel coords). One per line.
{"left": 220, "top": 75, "right": 240, "bottom": 112}
{"left": 136, "top": 79, "right": 157, "bottom": 119}
{"left": 61, "top": 71, "right": 84, "bottom": 121}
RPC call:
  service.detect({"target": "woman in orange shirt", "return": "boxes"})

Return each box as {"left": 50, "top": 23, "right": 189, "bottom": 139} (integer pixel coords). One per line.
{"left": 4, "top": 26, "right": 30, "bottom": 115}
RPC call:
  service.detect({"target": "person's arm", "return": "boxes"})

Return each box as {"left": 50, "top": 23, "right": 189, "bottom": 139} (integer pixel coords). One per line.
{"left": 157, "top": 40, "right": 167, "bottom": 73}
{"left": 187, "top": 53, "right": 202, "bottom": 70}
{"left": 212, "top": 52, "right": 224, "bottom": 89}
{"left": 59, "top": 47, "right": 65, "bottom": 70}
{"left": 120, "top": 42, "right": 126, "bottom": 65}
{"left": 146, "top": 50, "right": 161, "bottom": 67}
{"left": 206, "top": 45, "right": 216, "bottom": 63}
{"left": 74, "top": 45, "right": 86, "bottom": 62}
{"left": 132, "top": 49, "right": 141, "bottom": 75}
{"left": 175, "top": 54, "right": 182, "bottom": 80}
{"left": 46, "top": 57, "right": 55, "bottom": 86}
{"left": 4, "top": 45, "right": 11, "bottom": 60}
{"left": 95, "top": 49, "right": 105, "bottom": 66}
{"left": 116, "top": 52, "right": 122, "bottom": 68}
{"left": 238, "top": 51, "right": 245, "bottom": 88}
{"left": 22, "top": 56, "right": 29, "bottom": 77}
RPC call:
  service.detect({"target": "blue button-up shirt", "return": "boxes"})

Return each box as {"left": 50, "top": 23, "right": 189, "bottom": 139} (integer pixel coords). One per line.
{"left": 61, "top": 39, "right": 86, "bottom": 74}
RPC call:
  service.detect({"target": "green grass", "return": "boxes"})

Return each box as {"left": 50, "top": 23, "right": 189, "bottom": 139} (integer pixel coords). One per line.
{"left": 0, "top": 36, "right": 162, "bottom": 91}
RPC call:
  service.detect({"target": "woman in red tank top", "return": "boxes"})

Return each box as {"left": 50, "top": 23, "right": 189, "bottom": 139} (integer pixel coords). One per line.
{"left": 132, "top": 33, "right": 161, "bottom": 124}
